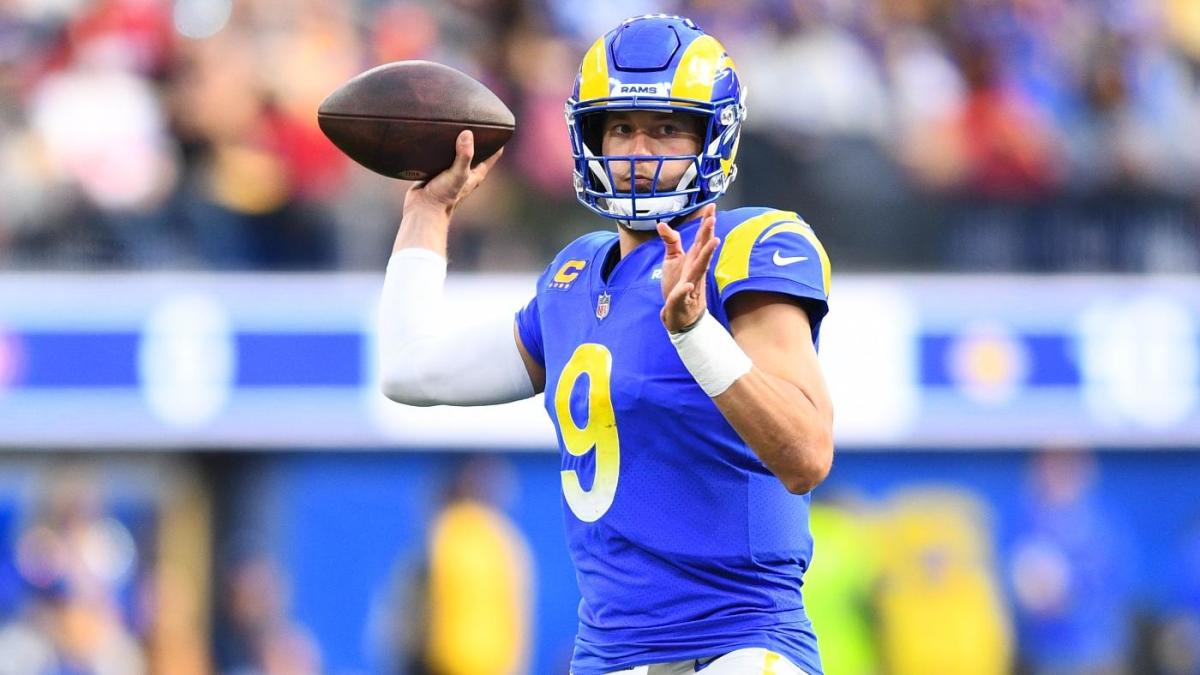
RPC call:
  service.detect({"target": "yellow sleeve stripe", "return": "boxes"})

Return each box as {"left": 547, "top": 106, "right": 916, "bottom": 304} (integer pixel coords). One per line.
{"left": 578, "top": 36, "right": 609, "bottom": 102}
{"left": 714, "top": 210, "right": 832, "bottom": 296}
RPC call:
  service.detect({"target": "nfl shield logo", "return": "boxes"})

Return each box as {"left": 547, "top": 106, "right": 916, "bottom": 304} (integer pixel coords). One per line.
{"left": 596, "top": 291, "right": 611, "bottom": 320}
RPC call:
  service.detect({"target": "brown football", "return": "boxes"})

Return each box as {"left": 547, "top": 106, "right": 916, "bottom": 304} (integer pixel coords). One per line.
{"left": 317, "top": 61, "right": 515, "bottom": 181}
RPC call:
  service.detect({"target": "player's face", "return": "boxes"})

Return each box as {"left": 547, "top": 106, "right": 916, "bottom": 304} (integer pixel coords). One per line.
{"left": 600, "top": 110, "right": 704, "bottom": 193}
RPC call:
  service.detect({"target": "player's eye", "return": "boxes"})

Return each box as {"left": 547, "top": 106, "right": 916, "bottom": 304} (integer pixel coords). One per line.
{"left": 659, "top": 124, "right": 679, "bottom": 136}
{"left": 610, "top": 123, "right": 633, "bottom": 135}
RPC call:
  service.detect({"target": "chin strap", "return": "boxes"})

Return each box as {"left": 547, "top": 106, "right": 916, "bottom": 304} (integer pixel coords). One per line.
{"left": 584, "top": 148, "right": 697, "bottom": 230}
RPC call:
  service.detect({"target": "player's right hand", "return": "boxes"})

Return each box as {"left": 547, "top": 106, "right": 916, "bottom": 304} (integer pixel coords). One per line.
{"left": 658, "top": 204, "right": 719, "bottom": 333}
{"left": 405, "top": 130, "right": 503, "bottom": 218}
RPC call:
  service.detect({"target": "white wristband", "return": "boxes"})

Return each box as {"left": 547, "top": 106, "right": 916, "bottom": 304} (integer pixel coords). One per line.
{"left": 668, "top": 312, "right": 753, "bottom": 397}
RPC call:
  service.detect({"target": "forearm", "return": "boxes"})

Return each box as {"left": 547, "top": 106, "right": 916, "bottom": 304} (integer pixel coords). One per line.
{"left": 668, "top": 310, "right": 833, "bottom": 495}
{"left": 393, "top": 204, "right": 451, "bottom": 255}
{"left": 712, "top": 370, "right": 833, "bottom": 494}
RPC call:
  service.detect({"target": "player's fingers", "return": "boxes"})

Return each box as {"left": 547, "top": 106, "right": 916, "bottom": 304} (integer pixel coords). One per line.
{"left": 698, "top": 207, "right": 716, "bottom": 243}
{"left": 698, "top": 203, "right": 717, "bottom": 232}
{"left": 665, "top": 281, "right": 695, "bottom": 308}
{"left": 680, "top": 244, "right": 702, "bottom": 285}
{"left": 477, "top": 147, "right": 504, "bottom": 174}
{"left": 451, "top": 130, "right": 475, "bottom": 178}
{"left": 657, "top": 222, "right": 684, "bottom": 257}
{"left": 683, "top": 220, "right": 710, "bottom": 267}
{"left": 467, "top": 148, "right": 503, "bottom": 188}
{"left": 689, "top": 236, "right": 720, "bottom": 284}
{"left": 682, "top": 233, "right": 718, "bottom": 286}
{"left": 656, "top": 221, "right": 677, "bottom": 243}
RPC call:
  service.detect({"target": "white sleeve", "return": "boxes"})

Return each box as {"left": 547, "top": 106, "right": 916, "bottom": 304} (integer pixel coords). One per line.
{"left": 377, "top": 248, "right": 536, "bottom": 407}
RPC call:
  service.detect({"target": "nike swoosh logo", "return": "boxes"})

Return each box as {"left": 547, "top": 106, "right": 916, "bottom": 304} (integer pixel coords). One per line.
{"left": 772, "top": 251, "right": 808, "bottom": 266}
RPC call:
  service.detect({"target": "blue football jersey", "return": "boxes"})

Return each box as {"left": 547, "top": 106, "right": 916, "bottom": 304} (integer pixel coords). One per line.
{"left": 515, "top": 207, "right": 831, "bottom": 675}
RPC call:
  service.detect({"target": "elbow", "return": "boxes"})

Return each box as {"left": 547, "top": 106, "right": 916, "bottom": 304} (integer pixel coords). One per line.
{"left": 379, "top": 363, "right": 439, "bottom": 407}
{"left": 378, "top": 338, "right": 444, "bottom": 407}
{"left": 380, "top": 380, "right": 438, "bottom": 407}
{"left": 781, "top": 429, "right": 834, "bottom": 496}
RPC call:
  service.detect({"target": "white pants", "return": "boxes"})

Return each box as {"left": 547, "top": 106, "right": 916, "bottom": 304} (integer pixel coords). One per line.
{"left": 599, "top": 647, "right": 809, "bottom": 675}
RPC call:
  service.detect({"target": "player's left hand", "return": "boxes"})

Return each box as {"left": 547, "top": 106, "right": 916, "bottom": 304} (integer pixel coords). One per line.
{"left": 657, "top": 204, "right": 719, "bottom": 333}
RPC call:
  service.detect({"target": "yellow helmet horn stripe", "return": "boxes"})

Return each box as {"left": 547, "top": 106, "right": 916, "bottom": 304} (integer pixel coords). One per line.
{"left": 578, "top": 36, "right": 609, "bottom": 102}
{"left": 671, "top": 35, "right": 730, "bottom": 103}
{"left": 721, "top": 133, "right": 740, "bottom": 177}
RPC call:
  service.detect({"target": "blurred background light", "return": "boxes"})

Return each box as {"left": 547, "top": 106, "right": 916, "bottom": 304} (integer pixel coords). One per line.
{"left": 138, "top": 293, "right": 235, "bottom": 429}
{"left": 0, "top": 328, "right": 24, "bottom": 394}
{"left": 821, "top": 282, "right": 919, "bottom": 442}
{"left": 1078, "top": 295, "right": 1199, "bottom": 429}
{"left": 172, "top": 0, "right": 232, "bottom": 40}
{"left": 949, "top": 321, "right": 1030, "bottom": 406}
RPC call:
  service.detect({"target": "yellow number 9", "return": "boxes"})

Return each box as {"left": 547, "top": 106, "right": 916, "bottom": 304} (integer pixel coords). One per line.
{"left": 555, "top": 343, "right": 620, "bottom": 522}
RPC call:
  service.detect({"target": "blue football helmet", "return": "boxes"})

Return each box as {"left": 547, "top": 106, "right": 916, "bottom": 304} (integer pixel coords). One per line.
{"left": 566, "top": 15, "right": 747, "bottom": 229}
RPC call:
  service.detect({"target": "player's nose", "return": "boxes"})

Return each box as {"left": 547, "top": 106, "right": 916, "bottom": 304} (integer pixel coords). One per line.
{"left": 630, "top": 134, "right": 658, "bottom": 173}
{"left": 627, "top": 128, "right": 653, "bottom": 156}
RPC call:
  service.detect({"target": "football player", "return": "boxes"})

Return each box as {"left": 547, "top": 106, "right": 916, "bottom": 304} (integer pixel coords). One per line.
{"left": 378, "top": 15, "right": 834, "bottom": 675}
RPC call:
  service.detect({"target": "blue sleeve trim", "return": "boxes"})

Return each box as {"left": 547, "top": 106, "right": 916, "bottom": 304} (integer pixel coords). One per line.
{"left": 514, "top": 296, "right": 545, "bottom": 368}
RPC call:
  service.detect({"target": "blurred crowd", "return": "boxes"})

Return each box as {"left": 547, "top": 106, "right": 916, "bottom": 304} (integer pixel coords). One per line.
{"left": 3, "top": 452, "right": 1200, "bottom": 674}
{"left": 805, "top": 449, "right": 1200, "bottom": 675}
{"left": 1, "top": 0, "right": 1199, "bottom": 273}
{"left": 0, "top": 470, "right": 149, "bottom": 675}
